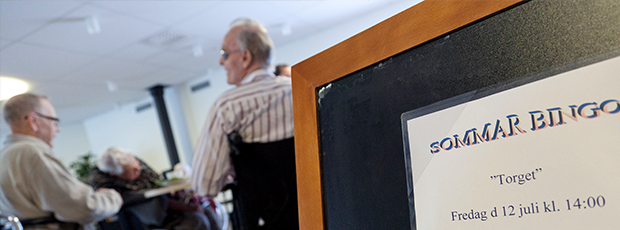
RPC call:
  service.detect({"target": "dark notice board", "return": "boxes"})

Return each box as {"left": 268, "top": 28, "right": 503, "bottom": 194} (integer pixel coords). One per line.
{"left": 315, "top": 1, "right": 620, "bottom": 229}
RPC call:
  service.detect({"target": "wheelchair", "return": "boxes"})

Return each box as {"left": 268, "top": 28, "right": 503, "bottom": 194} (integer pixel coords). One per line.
{"left": 1, "top": 212, "right": 80, "bottom": 230}
{"left": 1, "top": 213, "right": 23, "bottom": 230}
{"left": 97, "top": 195, "right": 228, "bottom": 230}
{"left": 226, "top": 131, "right": 299, "bottom": 230}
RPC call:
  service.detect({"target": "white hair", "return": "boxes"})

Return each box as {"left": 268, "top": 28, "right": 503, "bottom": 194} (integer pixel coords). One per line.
{"left": 230, "top": 18, "right": 268, "bottom": 33}
{"left": 229, "top": 17, "right": 274, "bottom": 66}
{"left": 97, "top": 146, "right": 135, "bottom": 176}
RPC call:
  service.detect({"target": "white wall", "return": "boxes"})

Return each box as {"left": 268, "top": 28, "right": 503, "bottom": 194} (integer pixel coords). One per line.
{"left": 276, "top": 0, "right": 423, "bottom": 65}
{"left": 83, "top": 97, "right": 171, "bottom": 172}
{"left": 52, "top": 122, "right": 92, "bottom": 166}
{"left": 0, "top": 101, "right": 10, "bottom": 148}
{"left": 56, "top": 0, "right": 423, "bottom": 172}
{"left": 164, "top": 85, "right": 195, "bottom": 164}
{"left": 180, "top": 67, "right": 233, "bottom": 146}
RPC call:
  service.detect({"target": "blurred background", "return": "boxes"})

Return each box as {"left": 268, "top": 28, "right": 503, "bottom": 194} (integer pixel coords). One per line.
{"left": 0, "top": 0, "right": 422, "bottom": 172}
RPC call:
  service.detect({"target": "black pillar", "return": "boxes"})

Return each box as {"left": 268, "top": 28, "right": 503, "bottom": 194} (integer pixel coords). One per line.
{"left": 149, "top": 84, "right": 180, "bottom": 167}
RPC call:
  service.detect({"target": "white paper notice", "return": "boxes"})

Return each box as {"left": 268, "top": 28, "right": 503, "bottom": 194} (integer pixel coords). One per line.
{"left": 404, "top": 56, "right": 620, "bottom": 230}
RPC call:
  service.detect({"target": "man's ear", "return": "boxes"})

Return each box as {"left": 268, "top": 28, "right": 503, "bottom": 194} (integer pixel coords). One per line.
{"left": 242, "top": 49, "right": 253, "bottom": 69}
{"left": 26, "top": 112, "right": 39, "bottom": 132}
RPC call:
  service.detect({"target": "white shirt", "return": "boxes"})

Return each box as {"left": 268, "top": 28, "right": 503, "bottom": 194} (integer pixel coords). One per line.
{"left": 191, "top": 69, "right": 295, "bottom": 197}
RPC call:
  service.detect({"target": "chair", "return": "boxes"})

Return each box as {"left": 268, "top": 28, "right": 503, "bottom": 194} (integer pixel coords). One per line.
{"left": 9, "top": 215, "right": 80, "bottom": 230}
{"left": 212, "top": 201, "right": 229, "bottom": 230}
{"left": 1, "top": 213, "right": 23, "bottom": 230}
{"left": 163, "top": 166, "right": 230, "bottom": 230}
{"left": 227, "top": 131, "right": 299, "bottom": 230}
{"left": 97, "top": 209, "right": 150, "bottom": 230}
{"left": 98, "top": 193, "right": 167, "bottom": 230}
{"left": 220, "top": 181, "right": 246, "bottom": 230}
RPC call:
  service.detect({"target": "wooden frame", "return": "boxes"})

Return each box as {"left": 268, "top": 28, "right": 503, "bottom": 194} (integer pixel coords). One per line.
{"left": 291, "top": 1, "right": 524, "bottom": 229}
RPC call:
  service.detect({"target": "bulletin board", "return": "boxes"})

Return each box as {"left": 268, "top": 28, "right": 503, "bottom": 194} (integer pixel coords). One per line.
{"left": 291, "top": 0, "right": 619, "bottom": 229}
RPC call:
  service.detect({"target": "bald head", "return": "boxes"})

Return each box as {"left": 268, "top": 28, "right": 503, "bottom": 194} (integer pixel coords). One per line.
{"left": 3, "top": 93, "right": 47, "bottom": 126}
{"left": 3, "top": 93, "right": 60, "bottom": 147}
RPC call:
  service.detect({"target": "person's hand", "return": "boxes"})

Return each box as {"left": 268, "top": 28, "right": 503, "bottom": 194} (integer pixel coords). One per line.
{"left": 96, "top": 188, "right": 115, "bottom": 193}
{"left": 196, "top": 195, "right": 210, "bottom": 204}
{"left": 188, "top": 194, "right": 205, "bottom": 204}
{"left": 173, "top": 189, "right": 188, "bottom": 199}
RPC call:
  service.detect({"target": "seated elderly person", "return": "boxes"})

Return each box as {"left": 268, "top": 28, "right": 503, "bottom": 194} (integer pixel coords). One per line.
{"left": 89, "top": 146, "right": 219, "bottom": 230}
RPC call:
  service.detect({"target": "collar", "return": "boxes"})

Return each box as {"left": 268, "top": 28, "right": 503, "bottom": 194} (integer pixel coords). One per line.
{"left": 3, "top": 134, "right": 51, "bottom": 151}
{"left": 240, "top": 68, "right": 275, "bottom": 85}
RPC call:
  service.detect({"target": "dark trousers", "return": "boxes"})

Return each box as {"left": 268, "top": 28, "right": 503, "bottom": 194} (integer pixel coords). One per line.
{"left": 233, "top": 138, "right": 299, "bottom": 230}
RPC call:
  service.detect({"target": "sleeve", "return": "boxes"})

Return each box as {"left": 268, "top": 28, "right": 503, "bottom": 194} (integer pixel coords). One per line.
{"left": 190, "top": 102, "right": 234, "bottom": 198}
{"left": 27, "top": 152, "right": 123, "bottom": 224}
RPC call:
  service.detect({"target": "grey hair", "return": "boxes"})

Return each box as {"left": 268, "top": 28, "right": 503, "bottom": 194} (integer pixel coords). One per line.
{"left": 97, "top": 146, "right": 135, "bottom": 176}
{"left": 230, "top": 18, "right": 274, "bottom": 66}
{"left": 3, "top": 93, "right": 47, "bottom": 126}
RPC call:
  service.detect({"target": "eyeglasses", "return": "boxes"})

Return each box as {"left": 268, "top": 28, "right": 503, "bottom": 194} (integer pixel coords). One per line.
{"left": 220, "top": 49, "right": 243, "bottom": 60}
{"left": 34, "top": 112, "right": 60, "bottom": 123}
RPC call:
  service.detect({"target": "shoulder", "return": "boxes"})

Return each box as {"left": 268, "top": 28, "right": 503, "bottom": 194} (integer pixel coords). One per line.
{"left": 88, "top": 167, "right": 119, "bottom": 190}
{"left": 1, "top": 141, "right": 66, "bottom": 181}
{"left": 210, "top": 84, "right": 253, "bottom": 109}
{"left": 274, "top": 76, "right": 292, "bottom": 84}
{"left": 1, "top": 141, "right": 48, "bottom": 162}
{"left": 0, "top": 143, "right": 42, "bottom": 173}
{"left": 210, "top": 77, "right": 291, "bottom": 111}
{"left": 227, "top": 77, "right": 291, "bottom": 97}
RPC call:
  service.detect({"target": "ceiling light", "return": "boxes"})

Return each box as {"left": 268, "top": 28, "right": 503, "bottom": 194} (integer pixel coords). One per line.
{"left": 192, "top": 44, "right": 204, "bottom": 57}
{"left": 106, "top": 80, "right": 118, "bottom": 92}
{"left": 281, "top": 23, "right": 292, "bottom": 36}
{"left": 0, "top": 77, "right": 29, "bottom": 101}
{"left": 142, "top": 30, "right": 187, "bottom": 47}
{"left": 85, "top": 15, "right": 101, "bottom": 34}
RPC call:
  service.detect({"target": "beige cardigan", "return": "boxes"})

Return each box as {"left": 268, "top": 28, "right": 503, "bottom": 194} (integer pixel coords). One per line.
{"left": 0, "top": 134, "right": 123, "bottom": 229}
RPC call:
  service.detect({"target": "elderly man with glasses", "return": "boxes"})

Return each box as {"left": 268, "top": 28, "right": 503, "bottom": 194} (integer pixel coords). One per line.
{"left": 191, "top": 18, "right": 298, "bottom": 230}
{"left": 0, "top": 93, "right": 123, "bottom": 230}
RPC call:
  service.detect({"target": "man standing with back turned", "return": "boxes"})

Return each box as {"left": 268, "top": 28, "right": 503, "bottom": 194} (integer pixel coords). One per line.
{"left": 190, "top": 18, "right": 298, "bottom": 229}
{"left": 0, "top": 93, "right": 123, "bottom": 230}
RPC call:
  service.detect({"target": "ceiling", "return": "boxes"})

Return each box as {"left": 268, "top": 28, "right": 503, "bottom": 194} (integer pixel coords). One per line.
{"left": 0, "top": 0, "right": 404, "bottom": 131}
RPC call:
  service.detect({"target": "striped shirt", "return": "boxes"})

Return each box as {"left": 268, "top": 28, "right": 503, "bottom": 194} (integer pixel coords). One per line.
{"left": 190, "top": 69, "right": 295, "bottom": 197}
